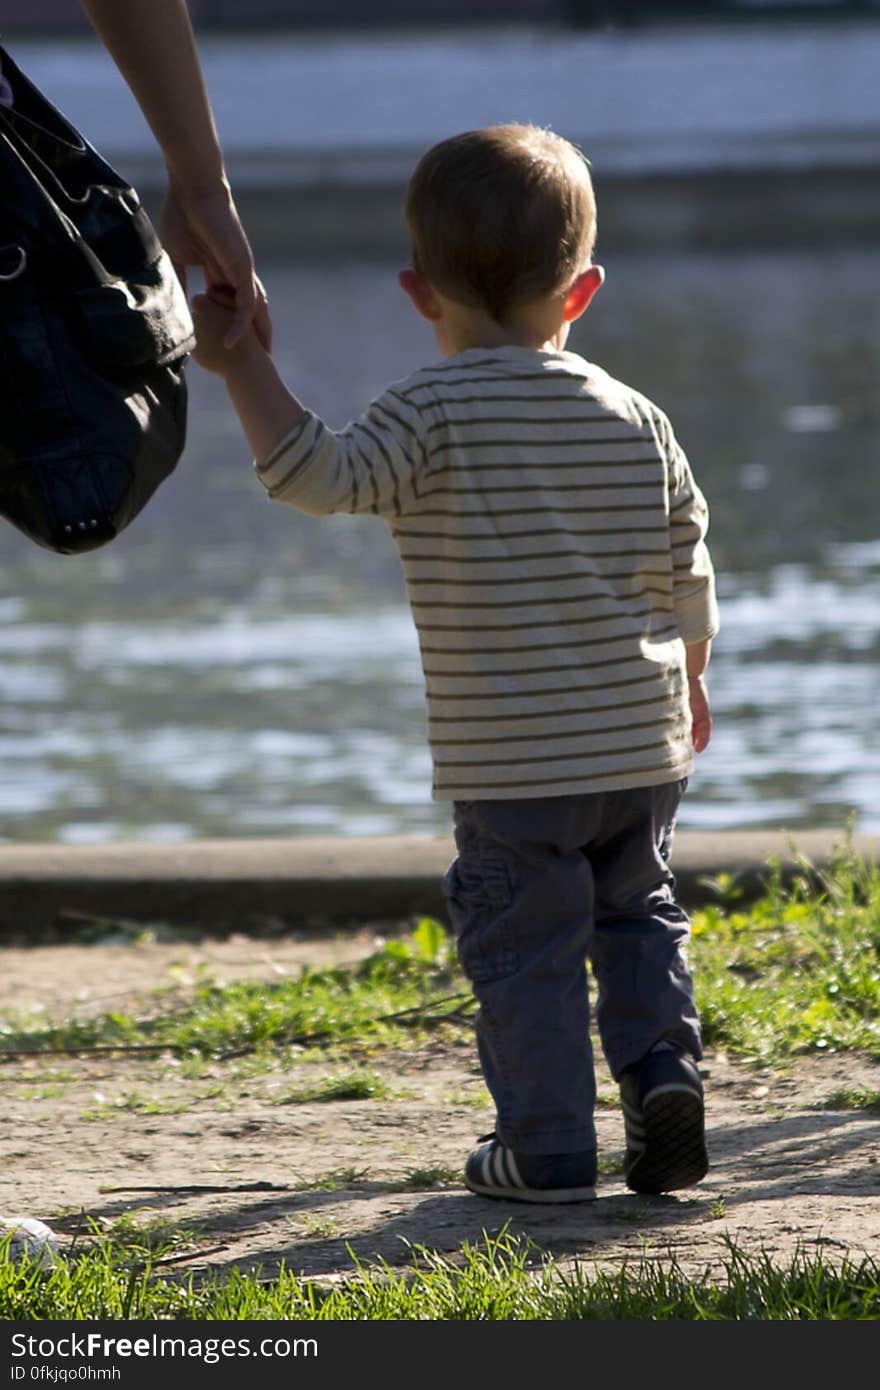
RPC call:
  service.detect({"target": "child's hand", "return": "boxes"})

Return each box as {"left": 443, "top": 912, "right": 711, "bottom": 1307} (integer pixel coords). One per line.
{"left": 684, "top": 638, "right": 712, "bottom": 753}
{"left": 189, "top": 289, "right": 305, "bottom": 465}
{"left": 191, "top": 291, "right": 254, "bottom": 376}
{"left": 688, "top": 673, "right": 712, "bottom": 754}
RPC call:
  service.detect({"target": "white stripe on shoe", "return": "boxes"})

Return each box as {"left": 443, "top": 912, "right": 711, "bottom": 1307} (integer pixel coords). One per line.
{"left": 465, "top": 1138, "right": 596, "bottom": 1203}
{"left": 643, "top": 1081, "right": 701, "bottom": 1105}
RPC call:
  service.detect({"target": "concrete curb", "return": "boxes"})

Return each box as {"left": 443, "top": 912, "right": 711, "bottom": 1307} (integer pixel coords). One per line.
{"left": 0, "top": 830, "right": 876, "bottom": 937}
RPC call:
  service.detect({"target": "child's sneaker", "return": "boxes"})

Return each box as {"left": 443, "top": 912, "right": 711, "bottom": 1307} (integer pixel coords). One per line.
{"left": 618, "top": 1044, "right": 708, "bottom": 1195}
{"left": 464, "top": 1133, "right": 597, "bottom": 1203}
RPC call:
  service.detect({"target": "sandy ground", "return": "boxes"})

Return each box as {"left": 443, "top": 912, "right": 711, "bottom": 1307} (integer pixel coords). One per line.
{"left": 1, "top": 924, "right": 879, "bottom": 1287}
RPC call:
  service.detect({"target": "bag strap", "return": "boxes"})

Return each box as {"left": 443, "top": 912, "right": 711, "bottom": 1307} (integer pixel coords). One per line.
{"left": 0, "top": 44, "right": 129, "bottom": 204}
{"left": 0, "top": 45, "right": 165, "bottom": 291}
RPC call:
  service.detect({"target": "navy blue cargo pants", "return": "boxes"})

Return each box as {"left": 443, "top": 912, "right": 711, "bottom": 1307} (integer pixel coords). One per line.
{"left": 442, "top": 780, "right": 702, "bottom": 1156}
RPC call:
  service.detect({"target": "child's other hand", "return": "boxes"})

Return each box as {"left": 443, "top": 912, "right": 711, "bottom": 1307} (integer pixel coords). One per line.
{"left": 688, "top": 674, "right": 712, "bottom": 754}
{"left": 191, "top": 291, "right": 252, "bottom": 375}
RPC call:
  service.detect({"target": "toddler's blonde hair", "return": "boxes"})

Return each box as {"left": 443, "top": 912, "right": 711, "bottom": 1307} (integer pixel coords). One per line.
{"left": 404, "top": 122, "right": 597, "bottom": 323}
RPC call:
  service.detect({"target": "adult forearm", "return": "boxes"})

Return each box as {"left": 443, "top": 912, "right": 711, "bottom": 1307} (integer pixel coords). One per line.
{"left": 78, "top": 0, "right": 225, "bottom": 185}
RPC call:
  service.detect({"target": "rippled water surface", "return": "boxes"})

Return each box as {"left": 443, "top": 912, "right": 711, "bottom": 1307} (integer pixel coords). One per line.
{"left": 1, "top": 249, "right": 878, "bottom": 842}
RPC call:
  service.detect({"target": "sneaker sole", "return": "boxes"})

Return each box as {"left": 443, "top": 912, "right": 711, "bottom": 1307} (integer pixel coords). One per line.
{"left": 465, "top": 1174, "right": 597, "bottom": 1204}
{"left": 625, "top": 1083, "right": 708, "bottom": 1195}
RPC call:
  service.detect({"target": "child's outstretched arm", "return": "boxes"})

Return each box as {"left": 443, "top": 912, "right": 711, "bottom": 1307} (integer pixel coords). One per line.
{"left": 191, "top": 294, "right": 304, "bottom": 465}
{"left": 192, "top": 292, "right": 427, "bottom": 520}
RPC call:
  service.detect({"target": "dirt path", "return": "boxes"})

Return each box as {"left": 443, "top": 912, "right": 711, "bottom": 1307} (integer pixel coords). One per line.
{"left": 2, "top": 925, "right": 879, "bottom": 1286}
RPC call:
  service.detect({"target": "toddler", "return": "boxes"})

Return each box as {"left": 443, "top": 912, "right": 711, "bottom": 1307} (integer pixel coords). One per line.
{"left": 192, "top": 122, "right": 719, "bottom": 1202}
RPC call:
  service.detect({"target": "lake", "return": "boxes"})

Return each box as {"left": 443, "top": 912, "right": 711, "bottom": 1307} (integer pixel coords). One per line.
{"left": 1, "top": 247, "right": 878, "bottom": 843}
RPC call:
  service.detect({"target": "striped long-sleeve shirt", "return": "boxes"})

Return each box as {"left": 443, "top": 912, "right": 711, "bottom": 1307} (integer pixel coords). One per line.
{"left": 256, "top": 344, "right": 720, "bottom": 802}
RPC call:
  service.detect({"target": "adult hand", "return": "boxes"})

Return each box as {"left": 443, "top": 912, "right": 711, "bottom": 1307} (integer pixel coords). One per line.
{"left": 162, "top": 176, "right": 271, "bottom": 351}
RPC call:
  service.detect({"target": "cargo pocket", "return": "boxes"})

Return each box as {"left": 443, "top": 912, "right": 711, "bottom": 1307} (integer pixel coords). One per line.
{"left": 444, "top": 816, "right": 519, "bottom": 985}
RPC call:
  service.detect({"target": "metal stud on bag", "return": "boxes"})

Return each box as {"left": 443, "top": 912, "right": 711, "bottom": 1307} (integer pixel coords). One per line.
{"left": 0, "top": 243, "right": 25, "bottom": 280}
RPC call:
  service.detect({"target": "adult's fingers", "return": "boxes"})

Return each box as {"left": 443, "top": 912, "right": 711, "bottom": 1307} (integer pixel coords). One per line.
{"left": 251, "top": 278, "right": 272, "bottom": 351}
{"left": 221, "top": 274, "right": 271, "bottom": 350}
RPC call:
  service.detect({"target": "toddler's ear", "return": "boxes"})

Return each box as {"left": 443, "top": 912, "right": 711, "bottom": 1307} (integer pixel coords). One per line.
{"left": 398, "top": 268, "right": 443, "bottom": 322}
{"left": 562, "top": 264, "right": 605, "bottom": 322}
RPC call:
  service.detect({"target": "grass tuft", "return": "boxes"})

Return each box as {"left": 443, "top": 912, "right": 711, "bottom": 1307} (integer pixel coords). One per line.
{"left": 692, "top": 834, "right": 880, "bottom": 1065}
{"left": 3, "top": 1228, "right": 879, "bottom": 1321}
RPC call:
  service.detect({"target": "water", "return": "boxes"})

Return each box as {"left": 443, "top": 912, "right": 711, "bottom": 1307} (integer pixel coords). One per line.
{"left": 1, "top": 248, "right": 878, "bottom": 843}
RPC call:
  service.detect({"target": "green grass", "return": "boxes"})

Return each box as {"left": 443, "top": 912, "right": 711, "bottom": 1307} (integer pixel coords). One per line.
{"left": 90, "top": 1211, "right": 207, "bottom": 1259}
{"left": 0, "top": 917, "right": 470, "bottom": 1063}
{"left": 812, "top": 1087, "right": 880, "bottom": 1114}
{"left": 294, "top": 1167, "right": 369, "bottom": 1192}
{"left": 3, "top": 836, "right": 880, "bottom": 1320}
{"left": 3, "top": 839, "right": 878, "bottom": 1073}
{"left": 597, "top": 1150, "right": 626, "bottom": 1177}
{"left": 395, "top": 1165, "right": 461, "bottom": 1190}
{"left": 271, "top": 1069, "right": 409, "bottom": 1103}
{"left": 282, "top": 1163, "right": 460, "bottom": 1192}
{"left": 2, "top": 1227, "right": 879, "bottom": 1320}
{"left": 441, "top": 1083, "right": 490, "bottom": 1107}
{"left": 691, "top": 836, "right": 880, "bottom": 1065}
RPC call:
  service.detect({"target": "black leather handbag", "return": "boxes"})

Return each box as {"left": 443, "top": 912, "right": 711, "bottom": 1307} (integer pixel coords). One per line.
{"left": 0, "top": 43, "right": 194, "bottom": 555}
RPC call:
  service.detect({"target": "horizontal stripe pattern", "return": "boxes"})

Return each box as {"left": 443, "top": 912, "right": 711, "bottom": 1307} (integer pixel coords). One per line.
{"left": 256, "top": 344, "right": 719, "bottom": 800}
